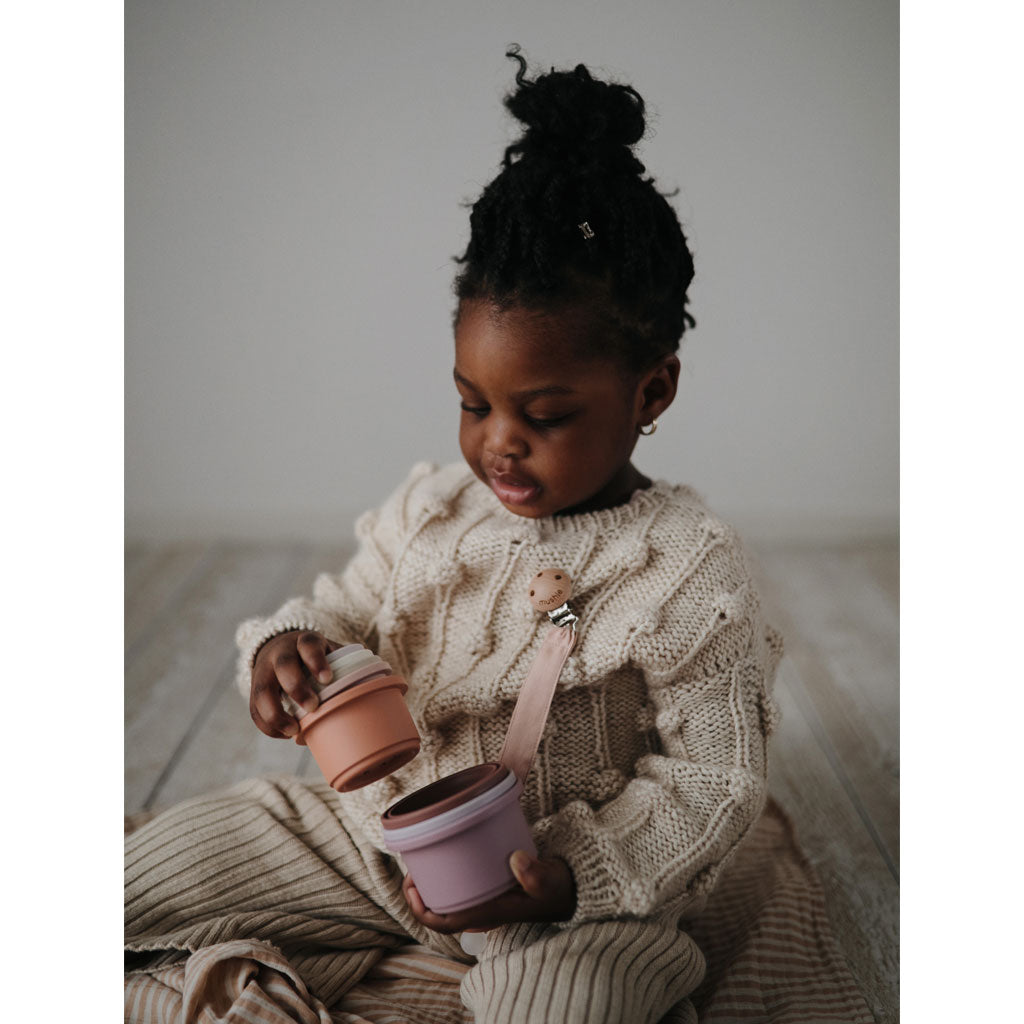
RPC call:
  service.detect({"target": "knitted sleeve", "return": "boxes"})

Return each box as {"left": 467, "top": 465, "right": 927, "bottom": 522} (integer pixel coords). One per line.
{"left": 534, "top": 539, "right": 783, "bottom": 927}
{"left": 233, "top": 463, "right": 431, "bottom": 697}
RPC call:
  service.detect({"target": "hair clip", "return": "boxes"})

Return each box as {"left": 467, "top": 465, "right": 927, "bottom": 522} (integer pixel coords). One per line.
{"left": 577, "top": 221, "right": 595, "bottom": 240}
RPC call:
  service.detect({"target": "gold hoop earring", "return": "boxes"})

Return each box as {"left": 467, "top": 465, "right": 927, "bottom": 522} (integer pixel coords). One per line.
{"left": 639, "top": 419, "right": 658, "bottom": 436}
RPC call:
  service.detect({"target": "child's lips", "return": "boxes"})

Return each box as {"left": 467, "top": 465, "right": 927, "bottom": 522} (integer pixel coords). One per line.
{"left": 487, "top": 471, "right": 542, "bottom": 506}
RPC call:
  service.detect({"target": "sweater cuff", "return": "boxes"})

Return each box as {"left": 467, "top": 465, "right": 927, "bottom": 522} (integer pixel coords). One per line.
{"left": 533, "top": 804, "right": 657, "bottom": 928}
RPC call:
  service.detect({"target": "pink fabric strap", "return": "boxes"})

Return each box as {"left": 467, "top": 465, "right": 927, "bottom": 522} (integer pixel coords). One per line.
{"left": 499, "top": 625, "right": 577, "bottom": 784}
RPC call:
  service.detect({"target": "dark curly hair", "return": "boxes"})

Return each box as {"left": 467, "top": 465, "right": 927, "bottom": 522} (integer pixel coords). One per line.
{"left": 454, "top": 47, "right": 696, "bottom": 372}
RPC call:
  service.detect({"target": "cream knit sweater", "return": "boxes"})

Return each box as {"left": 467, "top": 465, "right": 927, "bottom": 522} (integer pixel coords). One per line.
{"left": 235, "top": 462, "right": 782, "bottom": 927}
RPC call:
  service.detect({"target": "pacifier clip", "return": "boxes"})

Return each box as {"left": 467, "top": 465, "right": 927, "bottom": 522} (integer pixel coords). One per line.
{"left": 460, "top": 568, "right": 578, "bottom": 956}
{"left": 499, "top": 568, "right": 579, "bottom": 787}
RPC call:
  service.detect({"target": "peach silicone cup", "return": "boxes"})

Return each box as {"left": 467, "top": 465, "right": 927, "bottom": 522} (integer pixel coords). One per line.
{"left": 381, "top": 763, "right": 537, "bottom": 913}
{"left": 297, "top": 647, "right": 420, "bottom": 792}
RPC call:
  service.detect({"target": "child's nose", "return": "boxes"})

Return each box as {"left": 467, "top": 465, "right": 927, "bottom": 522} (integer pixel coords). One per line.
{"left": 485, "top": 416, "right": 529, "bottom": 459}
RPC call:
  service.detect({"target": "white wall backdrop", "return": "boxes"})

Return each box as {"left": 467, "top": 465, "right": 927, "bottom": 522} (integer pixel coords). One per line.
{"left": 126, "top": 0, "right": 897, "bottom": 543}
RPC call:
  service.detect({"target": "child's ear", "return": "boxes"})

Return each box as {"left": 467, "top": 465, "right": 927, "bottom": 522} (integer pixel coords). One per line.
{"left": 636, "top": 354, "right": 681, "bottom": 424}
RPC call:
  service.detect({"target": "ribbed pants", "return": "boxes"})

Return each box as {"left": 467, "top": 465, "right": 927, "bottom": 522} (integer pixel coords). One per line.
{"left": 125, "top": 776, "right": 705, "bottom": 1023}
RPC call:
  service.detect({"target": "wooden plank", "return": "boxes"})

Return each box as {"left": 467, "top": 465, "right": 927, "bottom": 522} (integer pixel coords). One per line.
{"left": 769, "top": 658, "right": 899, "bottom": 1024}
{"left": 753, "top": 543, "right": 899, "bottom": 873}
{"left": 148, "top": 544, "right": 354, "bottom": 809}
{"left": 125, "top": 542, "right": 213, "bottom": 659}
{"left": 124, "top": 543, "right": 308, "bottom": 813}
{"left": 149, "top": 658, "right": 308, "bottom": 808}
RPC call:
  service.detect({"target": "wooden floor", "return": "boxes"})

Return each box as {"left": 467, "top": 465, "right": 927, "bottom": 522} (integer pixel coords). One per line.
{"left": 125, "top": 539, "right": 898, "bottom": 1023}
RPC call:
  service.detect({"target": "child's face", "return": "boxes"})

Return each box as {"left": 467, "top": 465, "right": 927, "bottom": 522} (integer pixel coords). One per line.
{"left": 454, "top": 300, "right": 648, "bottom": 518}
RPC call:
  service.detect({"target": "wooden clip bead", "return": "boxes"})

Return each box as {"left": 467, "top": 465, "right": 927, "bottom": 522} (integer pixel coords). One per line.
{"left": 529, "top": 569, "right": 578, "bottom": 629}
{"left": 528, "top": 569, "right": 572, "bottom": 611}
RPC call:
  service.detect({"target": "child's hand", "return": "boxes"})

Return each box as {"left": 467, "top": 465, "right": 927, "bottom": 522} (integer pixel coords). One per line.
{"left": 402, "top": 850, "right": 576, "bottom": 935}
{"left": 250, "top": 630, "right": 338, "bottom": 740}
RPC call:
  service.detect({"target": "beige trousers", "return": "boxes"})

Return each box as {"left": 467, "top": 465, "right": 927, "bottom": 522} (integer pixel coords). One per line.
{"left": 125, "top": 776, "right": 705, "bottom": 1023}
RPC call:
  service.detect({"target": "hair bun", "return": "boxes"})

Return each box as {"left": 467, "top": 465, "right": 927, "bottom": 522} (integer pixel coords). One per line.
{"left": 503, "top": 49, "right": 646, "bottom": 170}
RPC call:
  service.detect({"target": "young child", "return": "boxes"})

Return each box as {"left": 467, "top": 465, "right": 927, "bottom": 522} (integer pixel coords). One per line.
{"left": 126, "top": 50, "right": 782, "bottom": 1024}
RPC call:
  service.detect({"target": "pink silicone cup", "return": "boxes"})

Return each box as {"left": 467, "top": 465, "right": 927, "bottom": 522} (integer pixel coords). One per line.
{"left": 382, "top": 765, "right": 537, "bottom": 913}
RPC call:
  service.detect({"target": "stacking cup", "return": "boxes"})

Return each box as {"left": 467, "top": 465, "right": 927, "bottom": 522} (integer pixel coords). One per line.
{"left": 296, "top": 644, "right": 420, "bottom": 792}
{"left": 381, "top": 762, "right": 536, "bottom": 913}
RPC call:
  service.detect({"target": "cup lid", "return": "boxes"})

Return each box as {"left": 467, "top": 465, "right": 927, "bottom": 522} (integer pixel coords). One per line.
{"left": 313, "top": 659, "right": 390, "bottom": 704}
{"left": 327, "top": 644, "right": 366, "bottom": 662}
{"left": 381, "top": 762, "right": 509, "bottom": 829}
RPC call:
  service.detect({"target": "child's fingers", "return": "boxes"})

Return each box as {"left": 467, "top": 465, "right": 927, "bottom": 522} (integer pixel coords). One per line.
{"left": 250, "top": 705, "right": 291, "bottom": 741}
{"left": 296, "top": 631, "right": 335, "bottom": 688}
{"left": 508, "top": 852, "right": 575, "bottom": 918}
{"left": 272, "top": 646, "right": 321, "bottom": 715}
{"left": 405, "top": 881, "right": 427, "bottom": 917}
{"left": 402, "top": 876, "right": 441, "bottom": 925}
{"left": 509, "top": 850, "right": 565, "bottom": 901}
{"left": 403, "top": 875, "right": 458, "bottom": 931}
{"left": 250, "top": 674, "right": 299, "bottom": 739}
{"left": 402, "top": 877, "right": 564, "bottom": 935}
{"left": 408, "top": 890, "right": 529, "bottom": 934}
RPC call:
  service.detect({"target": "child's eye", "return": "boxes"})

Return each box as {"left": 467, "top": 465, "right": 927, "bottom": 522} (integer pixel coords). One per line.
{"left": 526, "top": 413, "right": 574, "bottom": 429}
{"left": 460, "top": 402, "right": 489, "bottom": 417}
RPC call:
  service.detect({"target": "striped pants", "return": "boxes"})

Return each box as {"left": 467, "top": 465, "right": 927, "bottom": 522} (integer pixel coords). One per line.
{"left": 125, "top": 776, "right": 705, "bottom": 1023}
